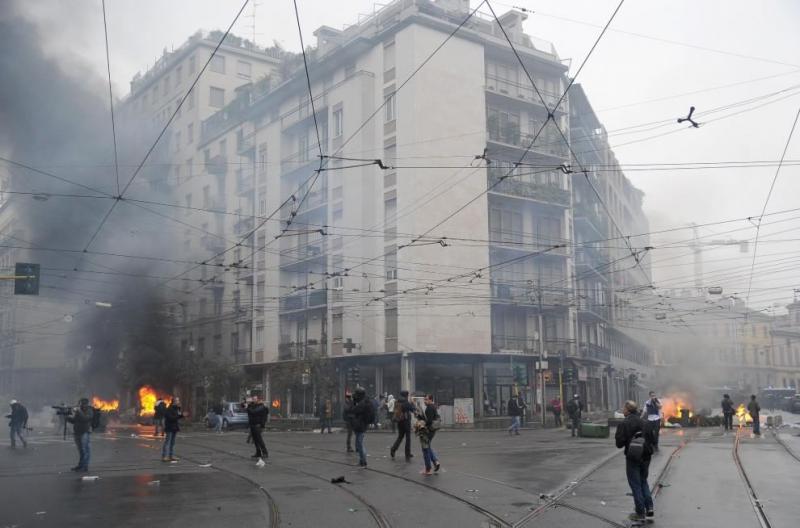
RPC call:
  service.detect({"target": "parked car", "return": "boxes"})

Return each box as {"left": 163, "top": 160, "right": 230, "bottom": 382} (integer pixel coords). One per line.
{"left": 204, "top": 401, "right": 248, "bottom": 429}
{"left": 787, "top": 394, "right": 800, "bottom": 414}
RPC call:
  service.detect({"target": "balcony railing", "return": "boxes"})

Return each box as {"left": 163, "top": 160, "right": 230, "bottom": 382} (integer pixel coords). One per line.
{"left": 485, "top": 74, "right": 562, "bottom": 109}
{"left": 488, "top": 171, "right": 570, "bottom": 206}
{"left": 577, "top": 298, "right": 610, "bottom": 321}
{"left": 487, "top": 125, "right": 568, "bottom": 158}
{"left": 492, "top": 335, "right": 537, "bottom": 354}
{"left": 580, "top": 343, "right": 611, "bottom": 363}
{"left": 490, "top": 282, "right": 570, "bottom": 307}
{"left": 278, "top": 340, "right": 327, "bottom": 360}
{"left": 281, "top": 145, "right": 321, "bottom": 173}
{"left": 279, "top": 289, "right": 328, "bottom": 312}
{"left": 237, "top": 173, "right": 254, "bottom": 195}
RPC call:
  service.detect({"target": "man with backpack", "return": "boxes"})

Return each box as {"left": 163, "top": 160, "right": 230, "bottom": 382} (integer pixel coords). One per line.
{"left": 641, "top": 391, "right": 662, "bottom": 451}
{"left": 343, "top": 392, "right": 355, "bottom": 453}
{"left": 161, "top": 397, "right": 184, "bottom": 462}
{"left": 566, "top": 394, "right": 583, "bottom": 437}
{"left": 550, "top": 396, "right": 563, "bottom": 427}
{"left": 721, "top": 394, "right": 735, "bottom": 432}
{"left": 66, "top": 398, "right": 94, "bottom": 472}
{"left": 507, "top": 394, "right": 522, "bottom": 435}
{"left": 7, "top": 400, "right": 28, "bottom": 449}
{"left": 389, "top": 390, "right": 415, "bottom": 461}
{"left": 615, "top": 400, "right": 656, "bottom": 525}
{"left": 747, "top": 394, "right": 761, "bottom": 436}
{"left": 154, "top": 399, "right": 167, "bottom": 437}
{"left": 351, "top": 388, "right": 374, "bottom": 467}
{"left": 415, "top": 394, "right": 442, "bottom": 475}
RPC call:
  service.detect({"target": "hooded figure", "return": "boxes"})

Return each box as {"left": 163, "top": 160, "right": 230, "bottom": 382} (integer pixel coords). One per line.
{"left": 7, "top": 400, "right": 28, "bottom": 448}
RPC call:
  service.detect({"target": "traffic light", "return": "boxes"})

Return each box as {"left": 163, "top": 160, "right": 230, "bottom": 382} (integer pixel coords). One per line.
{"left": 563, "top": 367, "right": 575, "bottom": 384}
{"left": 513, "top": 365, "right": 525, "bottom": 385}
{"left": 14, "top": 262, "right": 40, "bottom": 295}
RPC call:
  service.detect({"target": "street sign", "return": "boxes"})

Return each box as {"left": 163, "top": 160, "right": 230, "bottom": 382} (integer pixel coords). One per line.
{"left": 535, "top": 361, "right": 548, "bottom": 370}
{"left": 301, "top": 372, "right": 310, "bottom": 386}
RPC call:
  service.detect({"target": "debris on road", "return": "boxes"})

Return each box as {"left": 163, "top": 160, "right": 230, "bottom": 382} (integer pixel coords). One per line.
{"left": 147, "top": 480, "right": 160, "bottom": 486}
{"left": 256, "top": 458, "right": 266, "bottom": 468}
{"left": 81, "top": 476, "right": 99, "bottom": 482}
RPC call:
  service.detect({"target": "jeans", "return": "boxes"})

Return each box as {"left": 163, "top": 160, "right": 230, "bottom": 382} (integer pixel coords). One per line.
{"left": 723, "top": 413, "right": 733, "bottom": 431}
{"left": 552, "top": 411, "right": 562, "bottom": 427}
{"left": 162, "top": 431, "right": 177, "bottom": 458}
{"left": 214, "top": 414, "right": 223, "bottom": 432}
{"left": 10, "top": 423, "right": 27, "bottom": 448}
{"left": 154, "top": 417, "right": 164, "bottom": 436}
{"left": 74, "top": 432, "right": 91, "bottom": 469}
{"left": 570, "top": 416, "right": 581, "bottom": 436}
{"left": 346, "top": 425, "right": 353, "bottom": 451}
{"left": 355, "top": 431, "right": 367, "bottom": 465}
{"left": 320, "top": 418, "right": 332, "bottom": 434}
{"left": 625, "top": 457, "right": 653, "bottom": 515}
{"left": 508, "top": 416, "right": 521, "bottom": 434}
{"left": 422, "top": 447, "right": 439, "bottom": 471}
{"left": 391, "top": 422, "right": 412, "bottom": 457}
{"left": 647, "top": 419, "right": 661, "bottom": 448}
{"left": 752, "top": 416, "right": 760, "bottom": 435}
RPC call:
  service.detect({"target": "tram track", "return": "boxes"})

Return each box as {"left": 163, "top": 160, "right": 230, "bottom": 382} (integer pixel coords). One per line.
{"left": 733, "top": 429, "right": 773, "bottom": 528}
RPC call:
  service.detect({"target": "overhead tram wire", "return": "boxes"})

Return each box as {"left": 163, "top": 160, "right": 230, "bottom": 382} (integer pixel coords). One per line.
{"left": 744, "top": 105, "right": 800, "bottom": 306}
{"left": 100, "top": 0, "right": 121, "bottom": 196}
{"left": 180, "top": 1, "right": 490, "bottom": 292}
{"left": 79, "top": 0, "right": 251, "bottom": 253}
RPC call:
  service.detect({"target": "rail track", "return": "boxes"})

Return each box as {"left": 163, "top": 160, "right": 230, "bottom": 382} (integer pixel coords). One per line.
{"left": 732, "top": 429, "right": 773, "bottom": 528}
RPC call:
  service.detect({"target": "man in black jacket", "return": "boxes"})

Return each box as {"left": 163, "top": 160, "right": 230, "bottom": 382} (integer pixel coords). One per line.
{"left": 161, "top": 398, "right": 183, "bottom": 462}
{"left": 7, "top": 400, "right": 28, "bottom": 449}
{"left": 615, "top": 400, "right": 655, "bottom": 524}
{"left": 507, "top": 395, "right": 522, "bottom": 435}
{"left": 389, "top": 390, "right": 415, "bottom": 461}
{"left": 66, "top": 398, "right": 94, "bottom": 472}
{"left": 721, "top": 394, "right": 735, "bottom": 432}
{"left": 247, "top": 397, "right": 269, "bottom": 459}
{"left": 566, "top": 394, "right": 583, "bottom": 437}
{"left": 351, "top": 388, "right": 373, "bottom": 467}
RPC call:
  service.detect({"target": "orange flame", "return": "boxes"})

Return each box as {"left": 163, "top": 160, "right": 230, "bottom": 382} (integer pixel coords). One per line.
{"left": 735, "top": 403, "right": 752, "bottom": 425}
{"left": 662, "top": 397, "right": 693, "bottom": 420}
{"left": 271, "top": 399, "right": 280, "bottom": 409}
{"left": 92, "top": 397, "right": 119, "bottom": 411}
{"left": 138, "top": 386, "right": 171, "bottom": 417}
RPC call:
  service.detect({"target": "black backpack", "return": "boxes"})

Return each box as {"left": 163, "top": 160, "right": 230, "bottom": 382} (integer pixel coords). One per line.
{"left": 91, "top": 408, "right": 102, "bottom": 431}
{"left": 627, "top": 431, "right": 645, "bottom": 462}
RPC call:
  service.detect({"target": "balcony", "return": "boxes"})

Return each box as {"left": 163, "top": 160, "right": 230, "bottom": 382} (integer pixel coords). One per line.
{"left": 490, "top": 282, "right": 570, "bottom": 308}
{"left": 489, "top": 233, "right": 569, "bottom": 256}
{"left": 485, "top": 75, "right": 563, "bottom": 112}
{"left": 488, "top": 170, "right": 569, "bottom": 206}
{"left": 279, "top": 241, "right": 325, "bottom": 271}
{"left": 237, "top": 173, "right": 254, "bottom": 195}
{"left": 200, "top": 234, "right": 226, "bottom": 254}
{"left": 207, "top": 155, "right": 227, "bottom": 177}
{"left": 280, "top": 94, "right": 328, "bottom": 132}
{"left": 579, "top": 343, "right": 611, "bottom": 363}
{"left": 575, "top": 247, "right": 609, "bottom": 279}
{"left": 278, "top": 339, "right": 327, "bottom": 361}
{"left": 487, "top": 123, "right": 568, "bottom": 159}
{"left": 281, "top": 146, "right": 320, "bottom": 174}
{"left": 577, "top": 298, "right": 611, "bottom": 321}
{"left": 574, "top": 203, "right": 605, "bottom": 232}
{"left": 279, "top": 289, "right": 328, "bottom": 313}
{"left": 237, "top": 132, "right": 254, "bottom": 155}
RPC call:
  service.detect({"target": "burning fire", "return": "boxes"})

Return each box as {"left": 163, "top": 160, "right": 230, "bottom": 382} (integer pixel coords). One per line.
{"left": 92, "top": 397, "right": 119, "bottom": 412}
{"left": 138, "top": 385, "right": 171, "bottom": 417}
{"left": 662, "top": 397, "right": 693, "bottom": 420}
{"left": 271, "top": 399, "right": 280, "bottom": 409}
{"left": 735, "top": 403, "right": 753, "bottom": 425}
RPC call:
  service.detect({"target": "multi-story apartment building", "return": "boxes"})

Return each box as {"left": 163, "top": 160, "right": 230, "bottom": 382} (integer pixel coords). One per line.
{"left": 118, "top": 30, "right": 282, "bottom": 378}
{"left": 177, "top": 0, "right": 655, "bottom": 420}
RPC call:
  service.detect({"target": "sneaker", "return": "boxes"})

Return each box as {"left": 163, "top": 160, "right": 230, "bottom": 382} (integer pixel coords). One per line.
{"left": 169, "top": 457, "right": 178, "bottom": 462}
{"left": 420, "top": 469, "right": 433, "bottom": 475}
{"left": 434, "top": 462, "right": 441, "bottom": 473}
{"left": 628, "top": 512, "right": 645, "bottom": 521}
{"left": 161, "top": 457, "right": 169, "bottom": 463}
{"left": 390, "top": 449, "right": 396, "bottom": 459}
{"left": 646, "top": 509, "right": 654, "bottom": 518}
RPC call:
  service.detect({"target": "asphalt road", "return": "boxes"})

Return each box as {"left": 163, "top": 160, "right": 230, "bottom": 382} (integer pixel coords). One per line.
{"left": 2, "top": 420, "right": 799, "bottom": 527}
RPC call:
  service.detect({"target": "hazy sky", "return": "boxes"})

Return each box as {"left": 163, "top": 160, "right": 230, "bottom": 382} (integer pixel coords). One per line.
{"left": 12, "top": 0, "right": 800, "bottom": 311}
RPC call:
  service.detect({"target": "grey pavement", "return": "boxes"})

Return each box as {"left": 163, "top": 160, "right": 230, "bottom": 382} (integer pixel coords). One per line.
{"left": 1, "top": 422, "right": 799, "bottom": 527}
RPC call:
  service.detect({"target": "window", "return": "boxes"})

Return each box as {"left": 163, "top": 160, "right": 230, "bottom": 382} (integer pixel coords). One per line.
{"left": 202, "top": 185, "right": 210, "bottom": 208}
{"left": 237, "top": 60, "right": 252, "bottom": 78}
{"left": 384, "top": 91, "right": 396, "bottom": 122}
{"left": 213, "top": 334, "right": 222, "bottom": 356}
{"left": 209, "top": 86, "right": 225, "bottom": 108}
{"left": 187, "top": 123, "right": 194, "bottom": 144}
{"left": 258, "top": 143, "right": 267, "bottom": 176}
{"left": 257, "top": 279, "right": 265, "bottom": 300}
{"left": 333, "top": 107, "right": 343, "bottom": 137}
{"left": 385, "top": 308, "right": 398, "bottom": 339}
{"left": 188, "top": 55, "right": 196, "bottom": 74}
{"left": 298, "top": 133, "right": 310, "bottom": 162}
{"left": 256, "top": 325, "right": 264, "bottom": 346}
{"left": 332, "top": 311, "right": 343, "bottom": 341}
{"left": 210, "top": 54, "right": 226, "bottom": 74}
{"left": 197, "top": 337, "right": 205, "bottom": 357}
{"left": 231, "top": 333, "right": 239, "bottom": 355}
{"left": 258, "top": 191, "right": 267, "bottom": 215}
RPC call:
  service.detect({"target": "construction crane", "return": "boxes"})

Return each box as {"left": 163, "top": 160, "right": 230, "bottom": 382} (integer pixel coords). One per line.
{"left": 688, "top": 223, "right": 750, "bottom": 289}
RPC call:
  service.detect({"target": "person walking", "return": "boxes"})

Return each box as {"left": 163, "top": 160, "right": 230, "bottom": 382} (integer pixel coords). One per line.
{"left": 415, "top": 394, "right": 442, "bottom": 475}
{"left": 642, "top": 391, "right": 662, "bottom": 451}
{"left": 386, "top": 394, "right": 396, "bottom": 433}
{"left": 747, "top": 394, "right": 761, "bottom": 436}
{"left": 66, "top": 398, "right": 94, "bottom": 472}
{"left": 615, "top": 400, "right": 656, "bottom": 525}
{"left": 351, "top": 388, "right": 374, "bottom": 467}
{"left": 507, "top": 394, "right": 522, "bottom": 435}
{"left": 212, "top": 399, "right": 224, "bottom": 433}
{"left": 721, "top": 394, "right": 735, "bottom": 432}
{"left": 153, "top": 399, "right": 167, "bottom": 437}
{"left": 566, "top": 394, "right": 583, "bottom": 437}
{"left": 390, "top": 390, "right": 415, "bottom": 461}
{"left": 550, "top": 396, "right": 563, "bottom": 427}
{"left": 320, "top": 398, "right": 333, "bottom": 434}
{"left": 161, "top": 397, "right": 184, "bottom": 462}
{"left": 7, "top": 400, "right": 28, "bottom": 449}
{"left": 247, "top": 396, "right": 269, "bottom": 459}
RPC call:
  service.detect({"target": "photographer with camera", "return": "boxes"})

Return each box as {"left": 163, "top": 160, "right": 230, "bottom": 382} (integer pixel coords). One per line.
{"left": 7, "top": 399, "right": 28, "bottom": 449}
{"left": 66, "top": 398, "right": 94, "bottom": 472}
